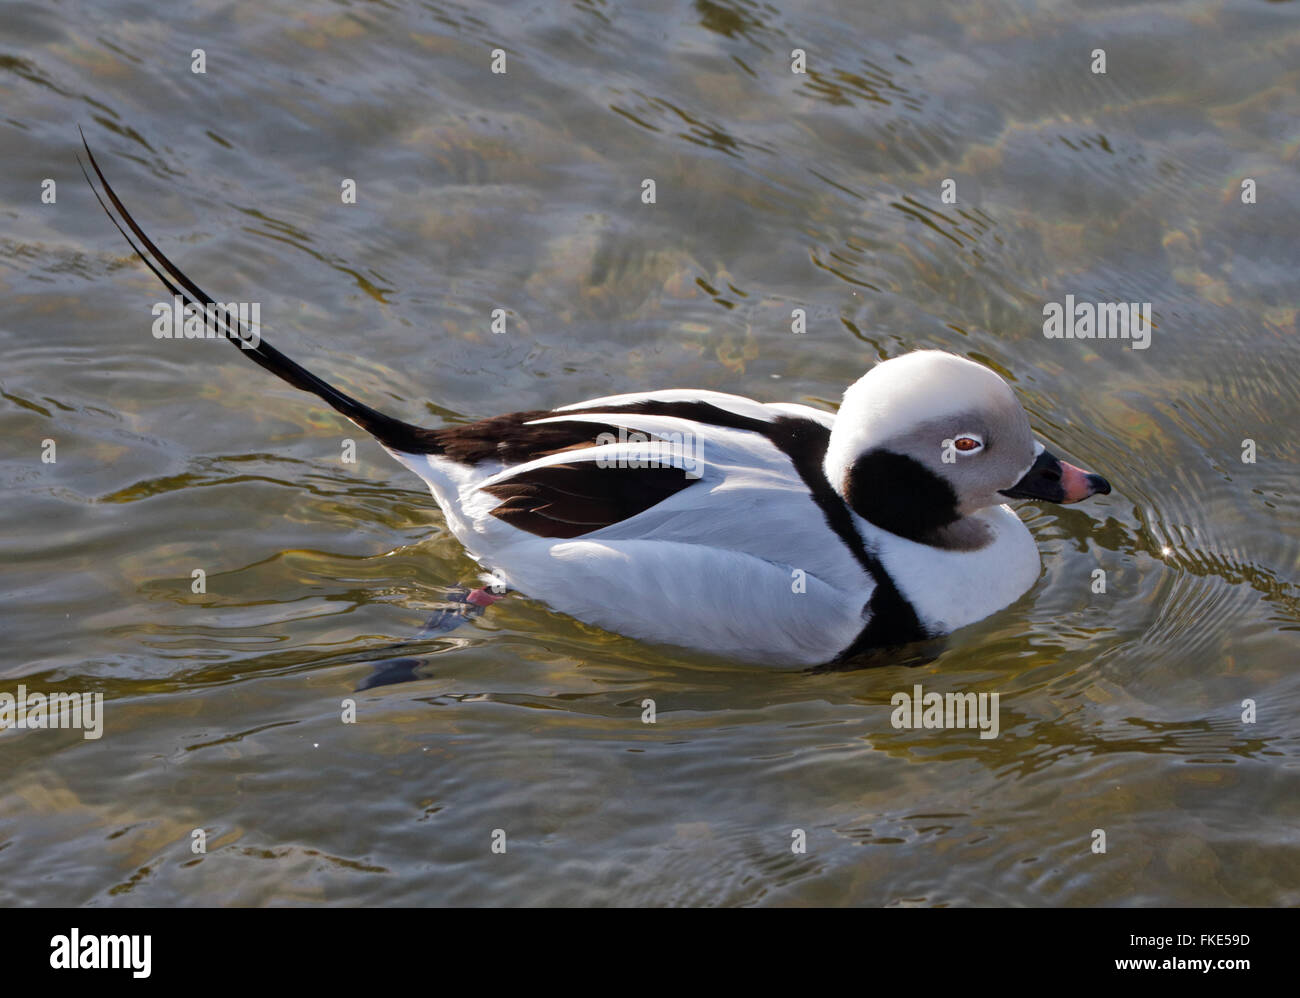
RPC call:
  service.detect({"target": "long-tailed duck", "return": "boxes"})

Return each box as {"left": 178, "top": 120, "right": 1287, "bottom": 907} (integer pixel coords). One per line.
{"left": 81, "top": 139, "right": 1110, "bottom": 666}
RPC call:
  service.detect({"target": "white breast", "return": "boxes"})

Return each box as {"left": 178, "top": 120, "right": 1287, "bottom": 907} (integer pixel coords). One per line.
{"left": 858, "top": 504, "right": 1042, "bottom": 636}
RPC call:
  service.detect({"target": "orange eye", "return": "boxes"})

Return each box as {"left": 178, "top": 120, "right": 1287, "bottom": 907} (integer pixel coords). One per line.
{"left": 954, "top": 436, "right": 981, "bottom": 452}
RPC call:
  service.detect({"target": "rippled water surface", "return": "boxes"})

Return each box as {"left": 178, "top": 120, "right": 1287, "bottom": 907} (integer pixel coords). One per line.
{"left": 1, "top": 0, "right": 1297, "bottom": 905}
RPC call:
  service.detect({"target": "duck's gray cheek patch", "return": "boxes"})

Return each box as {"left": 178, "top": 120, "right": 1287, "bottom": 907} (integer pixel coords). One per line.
{"left": 843, "top": 450, "right": 959, "bottom": 542}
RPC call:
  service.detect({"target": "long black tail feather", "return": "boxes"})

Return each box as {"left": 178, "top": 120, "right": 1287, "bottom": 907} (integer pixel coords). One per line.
{"left": 78, "top": 129, "right": 443, "bottom": 455}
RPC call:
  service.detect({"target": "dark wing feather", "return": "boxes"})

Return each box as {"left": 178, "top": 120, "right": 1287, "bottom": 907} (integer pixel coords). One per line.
{"left": 482, "top": 463, "right": 698, "bottom": 539}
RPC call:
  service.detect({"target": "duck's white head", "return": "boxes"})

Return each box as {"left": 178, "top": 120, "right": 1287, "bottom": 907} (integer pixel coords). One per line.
{"left": 824, "top": 350, "right": 1109, "bottom": 545}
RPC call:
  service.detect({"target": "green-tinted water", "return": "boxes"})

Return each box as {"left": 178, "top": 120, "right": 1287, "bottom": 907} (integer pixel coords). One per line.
{"left": 1, "top": 0, "right": 1296, "bottom": 905}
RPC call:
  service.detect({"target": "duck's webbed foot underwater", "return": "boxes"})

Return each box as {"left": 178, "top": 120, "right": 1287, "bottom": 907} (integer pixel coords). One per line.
{"left": 356, "top": 583, "right": 509, "bottom": 690}
{"left": 417, "top": 584, "right": 509, "bottom": 635}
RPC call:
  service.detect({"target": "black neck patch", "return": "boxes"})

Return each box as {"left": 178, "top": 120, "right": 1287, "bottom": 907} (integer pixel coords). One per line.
{"left": 842, "top": 450, "right": 959, "bottom": 544}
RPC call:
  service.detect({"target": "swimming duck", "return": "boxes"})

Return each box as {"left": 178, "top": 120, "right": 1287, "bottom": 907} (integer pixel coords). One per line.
{"left": 81, "top": 140, "right": 1110, "bottom": 666}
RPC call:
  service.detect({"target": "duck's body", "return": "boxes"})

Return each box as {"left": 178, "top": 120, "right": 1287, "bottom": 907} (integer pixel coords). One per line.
{"left": 388, "top": 390, "right": 1041, "bottom": 665}
{"left": 81, "top": 138, "right": 1109, "bottom": 666}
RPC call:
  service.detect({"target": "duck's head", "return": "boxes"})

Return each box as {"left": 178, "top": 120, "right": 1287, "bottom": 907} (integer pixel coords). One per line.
{"left": 824, "top": 350, "right": 1110, "bottom": 544}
